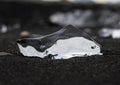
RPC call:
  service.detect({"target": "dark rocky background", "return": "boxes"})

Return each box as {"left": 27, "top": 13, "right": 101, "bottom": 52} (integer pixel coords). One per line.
{"left": 0, "top": 1, "right": 120, "bottom": 85}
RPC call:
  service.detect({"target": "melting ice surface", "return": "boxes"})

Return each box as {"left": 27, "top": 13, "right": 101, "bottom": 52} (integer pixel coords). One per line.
{"left": 17, "top": 25, "right": 102, "bottom": 59}
{"left": 18, "top": 37, "right": 102, "bottom": 59}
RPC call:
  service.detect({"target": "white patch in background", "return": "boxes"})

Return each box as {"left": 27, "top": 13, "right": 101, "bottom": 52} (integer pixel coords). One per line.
{"left": 50, "top": 10, "right": 95, "bottom": 27}
{"left": 99, "top": 28, "right": 120, "bottom": 39}
{"left": 1, "top": 25, "right": 7, "bottom": 33}
{"left": 112, "top": 29, "right": 120, "bottom": 39}
{"left": 18, "top": 37, "right": 102, "bottom": 59}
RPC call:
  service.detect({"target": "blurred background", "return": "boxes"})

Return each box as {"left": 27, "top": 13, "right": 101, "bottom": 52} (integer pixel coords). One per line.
{"left": 1, "top": 0, "right": 120, "bottom": 54}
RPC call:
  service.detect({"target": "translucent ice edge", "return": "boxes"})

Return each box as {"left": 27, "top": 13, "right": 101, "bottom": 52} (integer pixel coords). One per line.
{"left": 18, "top": 37, "right": 102, "bottom": 59}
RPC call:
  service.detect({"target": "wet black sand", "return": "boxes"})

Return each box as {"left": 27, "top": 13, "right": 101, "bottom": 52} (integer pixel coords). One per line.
{"left": 0, "top": 2, "right": 120, "bottom": 85}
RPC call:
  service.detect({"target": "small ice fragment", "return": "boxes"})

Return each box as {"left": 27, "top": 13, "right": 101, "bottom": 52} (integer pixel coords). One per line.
{"left": 99, "top": 28, "right": 120, "bottom": 39}
{"left": 20, "top": 31, "right": 42, "bottom": 38}
{"left": 0, "top": 25, "right": 8, "bottom": 33}
{"left": 112, "top": 29, "right": 120, "bottom": 39}
{"left": 20, "top": 31, "right": 31, "bottom": 37}
{"left": 0, "top": 23, "right": 20, "bottom": 34}
{"left": 17, "top": 25, "right": 102, "bottom": 59}
{"left": 99, "top": 28, "right": 113, "bottom": 37}
{"left": 0, "top": 52, "right": 12, "bottom": 56}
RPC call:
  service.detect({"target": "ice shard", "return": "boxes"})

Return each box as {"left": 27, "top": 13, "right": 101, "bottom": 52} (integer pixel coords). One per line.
{"left": 17, "top": 25, "right": 102, "bottom": 59}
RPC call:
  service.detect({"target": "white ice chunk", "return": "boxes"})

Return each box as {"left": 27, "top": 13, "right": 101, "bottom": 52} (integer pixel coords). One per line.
{"left": 112, "top": 29, "right": 120, "bottom": 39}
{"left": 99, "top": 28, "right": 120, "bottom": 39}
{"left": 18, "top": 37, "right": 102, "bottom": 59}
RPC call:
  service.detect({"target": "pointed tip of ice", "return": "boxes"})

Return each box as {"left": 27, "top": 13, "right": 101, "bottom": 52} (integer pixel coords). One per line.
{"left": 62, "top": 25, "right": 80, "bottom": 32}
